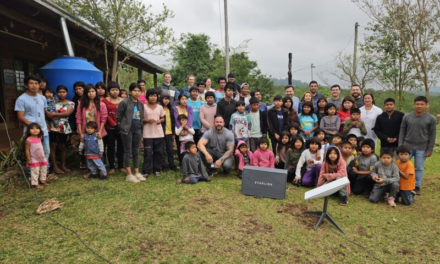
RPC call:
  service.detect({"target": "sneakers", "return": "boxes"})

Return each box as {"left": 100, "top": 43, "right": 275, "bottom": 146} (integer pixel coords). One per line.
{"left": 126, "top": 174, "right": 140, "bottom": 183}
{"left": 339, "top": 196, "right": 348, "bottom": 206}
{"left": 387, "top": 197, "right": 396, "bottom": 207}
{"left": 134, "top": 173, "right": 146, "bottom": 182}
{"left": 414, "top": 187, "right": 422, "bottom": 195}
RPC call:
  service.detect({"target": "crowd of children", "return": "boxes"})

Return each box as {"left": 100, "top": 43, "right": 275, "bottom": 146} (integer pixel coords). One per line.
{"left": 18, "top": 74, "right": 424, "bottom": 208}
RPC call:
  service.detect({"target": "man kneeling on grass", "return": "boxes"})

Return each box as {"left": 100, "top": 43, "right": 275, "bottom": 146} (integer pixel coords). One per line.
{"left": 177, "top": 142, "right": 211, "bottom": 184}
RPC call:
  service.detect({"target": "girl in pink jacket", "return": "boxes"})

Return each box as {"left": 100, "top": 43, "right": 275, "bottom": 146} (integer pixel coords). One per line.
{"left": 317, "top": 146, "right": 350, "bottom": 206}
{"left": 252, "top": 137, "right": 274, "bottom": 169}
{"left": 235, "top": 140, "right": 254, "bottom": 178}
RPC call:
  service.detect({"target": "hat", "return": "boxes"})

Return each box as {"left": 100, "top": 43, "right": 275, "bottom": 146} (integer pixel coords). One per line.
{"left": 240, "top": 83, "right": 249, "bottom": 88}
{"left": 273, "top": 95, "right": 283, "bottom": 101}
{"left": 227, "top": 73, "right": 235, "bottom": 78}
{"left": 361, "top": 138, "right": 375, "bottom": 150}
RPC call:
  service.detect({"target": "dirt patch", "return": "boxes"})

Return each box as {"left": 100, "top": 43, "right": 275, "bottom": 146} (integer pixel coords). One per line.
{"left": 277, "top": 203, "right": 320, "bottom": 229}
{"left": 139, "top": 240, "right": 172, "bottom": 253}
{"left": 357, "top": 226, "right": 367, "bottom": 236}
{"left": 0, "top": 211, "right": 4, "bottom": 219}
{"left": 193, "top": 197, "right": 210, "bottom": 205}
{"left": 240, "top": 219, "right": 273, "bottom": 234}
{"left": 397, "top": 249, "right": 412, "bottom": 255}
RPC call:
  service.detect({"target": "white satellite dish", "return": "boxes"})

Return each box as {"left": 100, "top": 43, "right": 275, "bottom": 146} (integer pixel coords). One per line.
{"left": 304, "top": 177, "right": 350, "bottom": 200}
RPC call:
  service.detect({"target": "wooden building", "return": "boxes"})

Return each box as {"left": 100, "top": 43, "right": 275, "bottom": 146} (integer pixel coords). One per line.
{"left": 0, "top": 0, "right": 165, "bottom": 136}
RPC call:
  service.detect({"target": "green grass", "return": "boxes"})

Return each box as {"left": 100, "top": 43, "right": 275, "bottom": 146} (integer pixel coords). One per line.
{"left": 1, "top": 126, "right": 440, "bottom": 263}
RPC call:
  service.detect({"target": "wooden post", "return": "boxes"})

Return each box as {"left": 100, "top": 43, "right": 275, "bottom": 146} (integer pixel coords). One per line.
{"left": 154, "top": 73, "right": 158, "bottom": 88}
{"left": 138, "top": 68, "right": 142, "bottom": 81}
{"left": 288, "top": 53, "right": 292, "bottom": 85}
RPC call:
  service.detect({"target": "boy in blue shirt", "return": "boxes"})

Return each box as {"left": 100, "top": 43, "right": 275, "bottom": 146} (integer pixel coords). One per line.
{"left": 187, "top": 86, "right": 204, "bottom": 145}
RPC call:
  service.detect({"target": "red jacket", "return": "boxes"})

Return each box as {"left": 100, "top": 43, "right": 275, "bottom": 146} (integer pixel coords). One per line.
{"left": 317, "top": 147, "right": 351, "bottom": 195}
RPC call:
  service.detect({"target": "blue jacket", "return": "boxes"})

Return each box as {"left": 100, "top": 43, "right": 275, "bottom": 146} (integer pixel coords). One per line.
{"left": 79, "top": 133, "right": 104, "bottom": 156}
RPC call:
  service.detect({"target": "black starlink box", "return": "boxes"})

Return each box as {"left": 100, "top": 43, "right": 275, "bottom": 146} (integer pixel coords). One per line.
{"left": 241, "top": 166, "right": 287, "bottom": 199}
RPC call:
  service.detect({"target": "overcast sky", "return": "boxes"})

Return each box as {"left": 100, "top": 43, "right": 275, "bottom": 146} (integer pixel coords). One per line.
{"left": 146, "top": 0, "right": 372, "bottom": 87}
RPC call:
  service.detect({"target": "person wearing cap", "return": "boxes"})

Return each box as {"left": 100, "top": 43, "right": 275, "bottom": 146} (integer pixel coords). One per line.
{"left": 158, "top": 72, "right": 179, "bottom": 106}
{"left": 267, "top": 95, "right": 288, "bottom": 155}
{"left": 234, "top": 83, "right": 251, "bottom": 106}
{"left": 180, "top": 75, "right": 195, "bottom": 97}
{"left": 227, "top": 73, "right": 241, "bottom": 97}
{"left": 187, "top": 86, "right": 204, "bottom": 145}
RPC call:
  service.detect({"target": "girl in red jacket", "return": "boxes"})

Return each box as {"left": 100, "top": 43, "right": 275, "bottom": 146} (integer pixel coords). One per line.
{"left": 317, "top": 146, "right": 350, "bottom": 206}
{"left": 234, "top": 140, "right": 254, "bottom": 178}
{"left": 252, "top": 137, "right": 274, "bottom": 169}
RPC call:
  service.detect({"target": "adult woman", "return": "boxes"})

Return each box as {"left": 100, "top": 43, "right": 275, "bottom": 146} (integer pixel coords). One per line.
{"left": 137, "top": 80, "right": 147, "bottom": 104}
{"left": 283, "top": 96, "right": 299, "bottom": 125}
{"left": 102, "top": 81, "right": 125, "bottom": 174}
{"left": 337, "top": 96, "right": 357, "bottom": 132}
{"left": 47, "top": 85, "right": 74, "bottom": 174}
{"left": 70, "top": 81, "right": 86, "bottom": 168}
{"left": 76, "top": 84, "right": 108, "bottom": 143}
{"left": 360, "top": 93, "right": 383, "bottom": 147}
{"left": 203, "top": 77, "right": 214, "bottom": 92}
{"left": 173, "top": 94, "right": 194, "bottom": 164}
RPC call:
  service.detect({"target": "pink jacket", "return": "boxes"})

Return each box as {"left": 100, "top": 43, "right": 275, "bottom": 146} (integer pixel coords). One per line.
{"left": 76, "top": 101, "right": 108, "bottom": 137}
{"left": 317, "top": 147, "right": 350, "bottom": 195}
{"left": 234, "top": 140, "right": 254, "bottom": 171}
{"left": 252, "top": 148, "right": 274, "bottom": 168}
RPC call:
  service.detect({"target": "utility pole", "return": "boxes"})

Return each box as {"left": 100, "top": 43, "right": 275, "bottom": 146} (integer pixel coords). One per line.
{"left": 288, "top": 53, "right": 292, "bottom": 85}
{"left": 224, "top": 0, "right": 230, "bottom": 77}
{"left": 353, "top": 22, "right": 359, "bottom": 85}
{"left": 311, "top": 63, "right": 315, "bottom": 81}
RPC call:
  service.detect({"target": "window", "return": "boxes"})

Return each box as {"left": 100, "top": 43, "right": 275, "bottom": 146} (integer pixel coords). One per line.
{"left": 14, "top": 58, "right": 41, "bottom": 91}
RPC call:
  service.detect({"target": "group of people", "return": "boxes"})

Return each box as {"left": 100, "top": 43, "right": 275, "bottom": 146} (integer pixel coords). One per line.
{"left": 15, "top": 74, "right": 436, "bottom": 207}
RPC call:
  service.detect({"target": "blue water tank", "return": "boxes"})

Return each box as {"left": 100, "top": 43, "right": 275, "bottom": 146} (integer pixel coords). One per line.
{"left": 40, "top": 57, "right": 103, "bottom": 101}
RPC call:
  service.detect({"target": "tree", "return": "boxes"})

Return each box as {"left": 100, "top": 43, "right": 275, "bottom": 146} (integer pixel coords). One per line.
{"left": 362, "top": 21, "right": 418, "bottom": 109}
{"left": 169, "top": 33, "right": 274, "bottom": 102}
{"left": 354, "top": 0, "right": 440, "bottom": 100}
{"left": 54, "top": 0, "right": 174, "bottom": 83}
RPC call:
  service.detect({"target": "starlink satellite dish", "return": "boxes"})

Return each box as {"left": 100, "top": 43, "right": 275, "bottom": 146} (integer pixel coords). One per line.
{"left": 304, "top": 177, "right": 350, "bottom": 200}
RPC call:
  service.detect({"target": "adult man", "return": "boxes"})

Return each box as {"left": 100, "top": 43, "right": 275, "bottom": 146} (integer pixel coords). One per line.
{"left": 327, "top": 84, "right": 343, "bottom": 109}
{"left": 214, "top": 77, "right": 227, "bottom": 103}
{"left": 350, "top": 85, "right": 364, "bottom": 108}
{"left": 158, "top": 72, "right": 179, "bottom": 106}
{"left": 181, "top": 75, "right": 195, "bottom": 97}
{"left": 216, "top": 85, "right": 237, "bottom": 128}
{"left": 374, "top": 98, "right": 405, "bottom": 156}
{"left": 198, "top": 115, "right": 234, "bottom": 175}
{"left": 398, "top": 96, "right": 436, "bottom": 195}
{"left": 234, "top": 83, "right": 251, "bottom": 105}
{"left": 309, "top": 81, "right": 324, "bottom": 109}
{"left": 15, "top": 75, "right": 50, "bottom": 168}
{"left": 267, "top": 85, "right": 300, "bottom": 111}
{"left": 284, "top": 85, "right": 300, "bottom": 112}
{"left": 245, "top": 89, "right": 267, "bottom": 112}
{"left": 227, "top": 73, "right": 241, "bottom": 96}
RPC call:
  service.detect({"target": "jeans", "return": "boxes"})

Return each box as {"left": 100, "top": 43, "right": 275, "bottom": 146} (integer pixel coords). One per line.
{"left": 396, "top": 190, "right": 414, "bottom": 205}
{"left": 87, "top": 158, "right": 107, "bottom": 176}
{"left": 199, "top": 149, "right": 233, "bottom": 174}
{"left": 42, "top": 135, "right": 50, "bottom": 169}
{"left": 180, "top": 176, "right": 209, "bottom": 184}
{"left": 142, "top": 138, "right": 164, "bottom": 174}
{"left": 348, "top": 171, "right": 374, "bottom": 195}
{"left": 409, "top": 149, "right": 426, "bottom": 188}
{"left": 162, "top": 134, "right": 176, "bottom": 170}
{"left": 369, "top": 182, "right": 399, "bottom": 203}
{"left": 121, "top": 129, "right": 142, "bottom": 168}
{"left": 106, "top": 129, "right": 124, "bottom": 169}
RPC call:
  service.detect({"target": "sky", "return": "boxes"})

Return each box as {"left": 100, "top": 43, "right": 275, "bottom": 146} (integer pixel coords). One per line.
{"left": 145, "top": 0, "right": 372, "bottom": 87}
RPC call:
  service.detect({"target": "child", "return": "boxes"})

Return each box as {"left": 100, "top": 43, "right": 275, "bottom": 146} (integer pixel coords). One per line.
{"left": 235, "top": 141, "right": 254, "bottom": 178}
{"left": 298, "top": 101, "right": 318, "bottom": 140}
{"left": 230, "top": 101, "right": 252, "bottom": 144}
{"left": 275, "top": 131, "right": 290, "bottom": 169}
{"left": 343, "top": 108, "right": 367, "bottom": 137}
{"left": 288, "top": 123, "right": 301, "bottom": 139}
{"left": 43, "top": 88, "right": 58, "bottom": 132}
{"left": 317, "top": 146, "right": 350, "bottom": 205}
{"left": 298, "top": 91, "right": 314, "bottom": 112}
{"left": 177, "top": 142, "right": 211, "bottom": 184}
{"left": 337, "top": 96, "right": 357, "bottom": 132}
{"left": 120, "top": 89, "right": 128, "bottom": 99}
{"left": 267, "top": 95, "right": 288, "bottom": 155}
{"left": 25, "top": 123, "right": 49, "bottom": 189}
{"left": 348, "top": 138, "right": 378, "bottom": 196}
{"left": 320, "top": 103, "right": 340, "bottom": 140}
{"left": 341, "top": 141, "right": 356, "bottom": 172}
{"left": 285, "top": 135, "right": 304, "bottom": 183}
{"left": 314, "top": 128, "right": 328, "bottom": 155}
{"left": 78, "top": 121, "right": 108, "bottom": 180}
{"left": 331, "top": 133, "right": 345, "bottom": 149}
{"left": 315, "top": 97, "right": 327, "bottom": 125}
{"left": 248, "top": 97, "right": 268, "bottom": 152}
{"left": 356, "top": 136, "right": 365, "bottom": 154}
{"left": 252, "top": 137, "right": 274, "bottom": 168}
{"left": 294, "top": 137, "right": 323, "bottom": 187}
{"left": 369, "top": 149, "right": 400, "bottom": 207}
{"left": 175, "top": 114, "right": 195, "bottom": 156}
{"left": 395, "top": 145, "right": 416, "bottom": 205}
{"left": 346, "top": 134, "right": 359, "bottom": 158}
{"left": 197, "top": 82, "right": 206, "bottom": 101}
{"left": 187, "top": 86, "right": 204, "bottom": 145}
{"left": 160, "top": 94, "right": 177, "bottom": 171}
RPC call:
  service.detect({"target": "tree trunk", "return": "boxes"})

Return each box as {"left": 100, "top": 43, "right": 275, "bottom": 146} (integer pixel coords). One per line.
{"left": 111, "top": 48, "right": 118, "bottom": 82}
{"left": 104, "top": 41, "right": 109, "bottom": 85}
